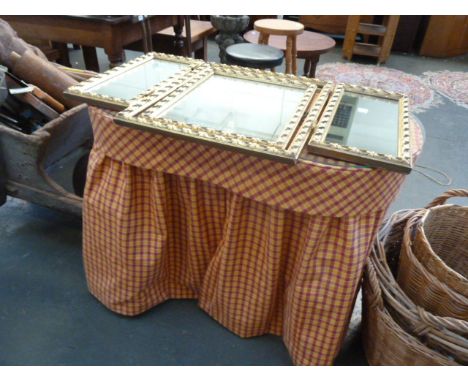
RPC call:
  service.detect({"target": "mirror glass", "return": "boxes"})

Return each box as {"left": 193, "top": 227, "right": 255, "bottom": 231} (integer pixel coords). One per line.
{"left": 156, "top": 75, "right": 306, "bottom": 141}
{"left": 325, "top": 92, "right": 399, "bottom": 156}
{"left": 89, "top": 59, "right": 188, "bottom": 100}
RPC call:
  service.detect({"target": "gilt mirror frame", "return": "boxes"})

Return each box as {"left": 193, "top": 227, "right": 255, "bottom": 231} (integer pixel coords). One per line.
{"left": 115, "top": 63, "right": 332, "bottom": 163}
{"left": 307, "top": 83, "right": 412, "bottom": 173}
{"left": 64, "top": 52, "right": 205, "bottom": 111}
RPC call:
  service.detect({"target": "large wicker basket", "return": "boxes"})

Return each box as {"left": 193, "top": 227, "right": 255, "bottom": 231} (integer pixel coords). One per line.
{"left": 362, "top": 205, "right": 468, "bottom": 365}
{"left": 397, "top": 190, "right": 468, "bottom": 320}
{"left": 363, "top": 260, "right": 459, "bottom": 365}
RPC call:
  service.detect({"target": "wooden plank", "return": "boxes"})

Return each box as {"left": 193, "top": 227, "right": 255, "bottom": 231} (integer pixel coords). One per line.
{"left": 352, "top": 43, "right": 382, "bottom": 57}
{"left": 420, "top": 16, "right": 468, "bottom": 57}
{"left": 358, "top": 23, "right": 386, "bottom": 37}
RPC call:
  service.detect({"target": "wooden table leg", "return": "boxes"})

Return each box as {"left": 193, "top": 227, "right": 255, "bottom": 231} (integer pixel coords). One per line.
{"left": 303, "top": 58, "right": 311, "bottom": 77}
{"left": 82, "top": 46, "right": 100, "bottom": 72}
{"left": 303, "top": 55, "right": 320, "bottom": 78}
{"left": 51, "top": 42, "right": 71, "bottom": 67}
{"left": 104, "top": 47, "right": 125, "bottom": 68}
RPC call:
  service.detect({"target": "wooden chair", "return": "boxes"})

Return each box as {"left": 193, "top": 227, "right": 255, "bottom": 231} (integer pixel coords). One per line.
{"left": 155, "top": 16, "right": 216, "bottom": 60}
{"left": 254, "top": 18, "right": 304, "bottom": 75}
{"left": 342, "top": 16, "right": 400, "bottom": 64}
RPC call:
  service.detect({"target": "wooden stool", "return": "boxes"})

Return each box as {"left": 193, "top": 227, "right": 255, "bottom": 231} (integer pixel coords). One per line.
{"left": 343, "top": 16, "right": 400, "bottom": 64}
{"left": 254, "top": 19, "right": 304, "bottom": 75}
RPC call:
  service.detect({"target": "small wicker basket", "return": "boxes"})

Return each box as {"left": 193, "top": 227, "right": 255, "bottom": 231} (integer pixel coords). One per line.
{"left": 414, "top": 206, "right": 468, "bottom": 296}
{"left": 397, "top": 190, "right": 468, "bottom": 320}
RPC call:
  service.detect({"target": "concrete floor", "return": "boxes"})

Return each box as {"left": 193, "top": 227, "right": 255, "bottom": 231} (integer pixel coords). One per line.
{"left": 0, "top": 38, "right": 467, "bottom": 365}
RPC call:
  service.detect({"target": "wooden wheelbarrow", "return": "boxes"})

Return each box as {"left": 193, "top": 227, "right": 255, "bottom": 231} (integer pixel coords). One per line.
{"left": 0, "top": 103, "right": 92, "bottom": 215}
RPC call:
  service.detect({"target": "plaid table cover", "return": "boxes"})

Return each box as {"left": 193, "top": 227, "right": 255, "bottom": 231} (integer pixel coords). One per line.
{"left": 83, "top": 106, "right": 421, "bottom": 365}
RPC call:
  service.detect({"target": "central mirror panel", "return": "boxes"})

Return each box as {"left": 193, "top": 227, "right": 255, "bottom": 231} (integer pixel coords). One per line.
{"left": 326, "top": 92, "right": 399, "bottom": 156}
{"left": 89, "top": 59, "right": 189, "bottom": 101}
{"left": 114, "top": 64, "right": 320, "bottom": 163}
{"left": 156, "top": 75, "right": 306, "bottom": 141}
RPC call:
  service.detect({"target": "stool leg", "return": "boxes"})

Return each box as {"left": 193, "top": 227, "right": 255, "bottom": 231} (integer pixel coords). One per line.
{"left": 292, "top": 36, "right": 297, "bottom": 75}
{"left": 285, "top": 36, "right": 293, "bottom": 74}
{"left": 258, "top": 32, "right": 269, "bottom": 45}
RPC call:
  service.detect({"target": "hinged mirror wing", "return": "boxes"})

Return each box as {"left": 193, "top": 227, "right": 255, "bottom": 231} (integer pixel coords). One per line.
{"left": 64, "top": 52, "right": 205, "bottom": 110}
{"left": 307, "top": 83, "right": 412, "bottom": 173}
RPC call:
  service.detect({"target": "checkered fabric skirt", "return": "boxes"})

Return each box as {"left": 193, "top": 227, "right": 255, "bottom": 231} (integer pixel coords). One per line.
{"left": 83, "top": 107, "right": 420, "bottom": 365}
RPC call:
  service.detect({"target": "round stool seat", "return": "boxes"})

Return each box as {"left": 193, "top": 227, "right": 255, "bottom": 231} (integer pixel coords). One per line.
{"left": 254, "top": 19, "right": 304, "bottom": 36}
{"left": 225, "top": 43, "right": 284, "bottom": 69}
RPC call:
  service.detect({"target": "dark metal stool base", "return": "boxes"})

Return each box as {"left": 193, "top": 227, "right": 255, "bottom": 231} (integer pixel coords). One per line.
{"left": 225, "top": 43, "right": 284, "bottom": 70}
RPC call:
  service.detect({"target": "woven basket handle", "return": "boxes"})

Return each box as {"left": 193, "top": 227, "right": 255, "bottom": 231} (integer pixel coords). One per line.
{"left": 425, "top": 189, "right": 468, "bottom": 208}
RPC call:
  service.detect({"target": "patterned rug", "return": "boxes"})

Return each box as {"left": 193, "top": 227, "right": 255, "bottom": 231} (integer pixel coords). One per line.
{"left": 316, "top": 62, "right": 442, "bottom": 113}
{"left": 423, "top": 70, "right": 468, "bottom": 109}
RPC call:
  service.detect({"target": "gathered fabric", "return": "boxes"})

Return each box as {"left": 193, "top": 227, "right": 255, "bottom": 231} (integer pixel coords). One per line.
{"left": 83, "top": 107, "right": 420, "bottom": 365}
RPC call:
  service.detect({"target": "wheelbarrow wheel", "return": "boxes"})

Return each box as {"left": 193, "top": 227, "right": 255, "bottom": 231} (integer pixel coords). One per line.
{"left": 72, "top": 152, "right": 89, "bottom": 197}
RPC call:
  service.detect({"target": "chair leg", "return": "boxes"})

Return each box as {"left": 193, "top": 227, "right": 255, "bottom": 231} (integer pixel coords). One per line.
{"left": 194, "top": 38, "right": 208, "bottom": 61}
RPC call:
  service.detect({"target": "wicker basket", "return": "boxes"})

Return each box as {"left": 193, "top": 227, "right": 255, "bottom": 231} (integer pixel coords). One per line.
{"left": 414, "top": 201, "right": 468, "bottom": 296}
{"left": 397, "top": 190, "right": 468, "bottom": 320}
{"left": 362, "top": 208, "right": 468, "bottom": 365}
{"left": 363, "top": 260, "right": 459, "bottom": 365}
